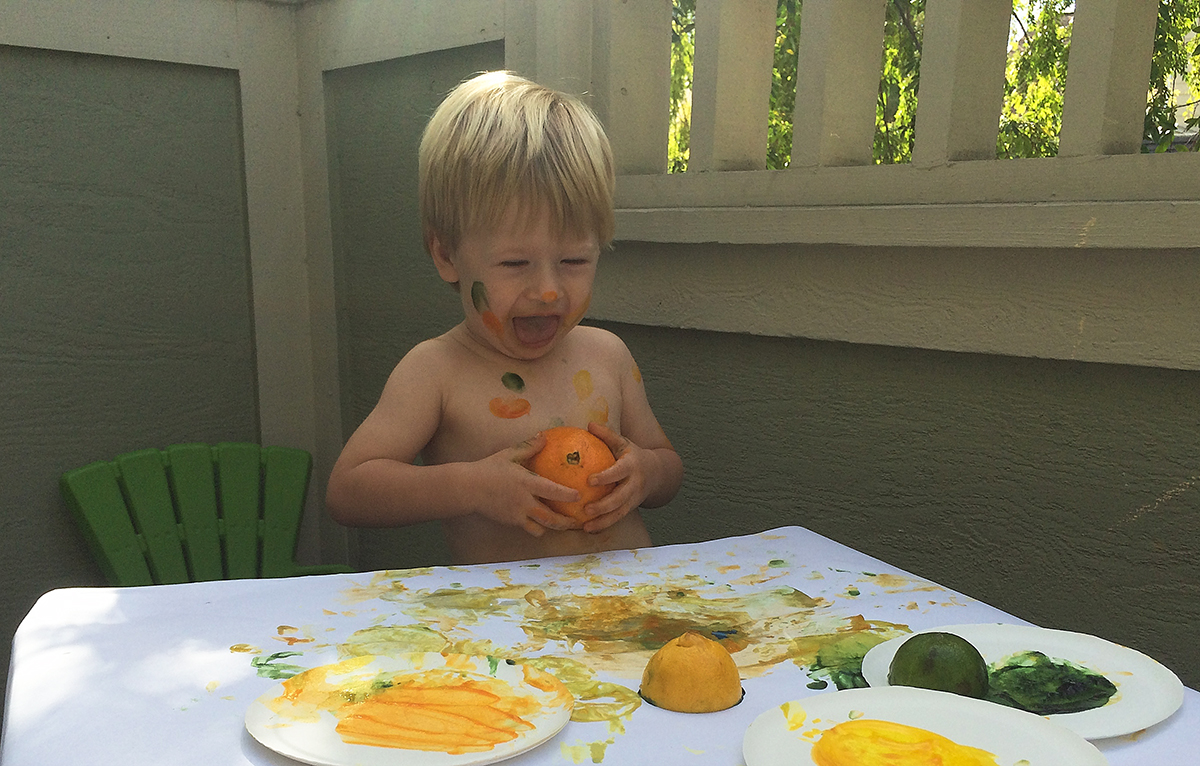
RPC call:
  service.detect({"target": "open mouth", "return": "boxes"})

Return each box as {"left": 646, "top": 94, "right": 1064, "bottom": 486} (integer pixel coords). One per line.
{"left": 512, "top": 315, "right": 561, "bottom": 347}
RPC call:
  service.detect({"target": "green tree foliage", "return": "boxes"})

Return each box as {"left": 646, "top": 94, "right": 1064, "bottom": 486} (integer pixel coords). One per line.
{"left": 668, "top": 0, "right": 1200, "bottom": 170}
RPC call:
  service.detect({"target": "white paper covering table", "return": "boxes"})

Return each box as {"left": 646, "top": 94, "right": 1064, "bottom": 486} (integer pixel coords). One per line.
{"left": 3, "top": 526, "right": 1195, "bottom": 766}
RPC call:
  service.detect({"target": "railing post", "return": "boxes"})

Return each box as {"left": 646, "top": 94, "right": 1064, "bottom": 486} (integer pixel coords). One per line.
{"left": 504, "top": 0, "right": 593, "bottom": 98}
{"left": 911, "top": 0, "right": 1011, "bottom": 165}
{"left": 1058, "top": 0, "right": 1159, "bottom": 157}
{"left": 591, "top": 0, "right": 672, "bottom": 175}
{"left": 688, "top": 0, "right": 777, "bottom": 171}
{"left": 791, "top": 0, "right": 889, "bottom": 167}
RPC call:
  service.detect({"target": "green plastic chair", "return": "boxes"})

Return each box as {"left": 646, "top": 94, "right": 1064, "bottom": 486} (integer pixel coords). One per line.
{"left": 61, "top": 442, "right": 351, "bottom": 585}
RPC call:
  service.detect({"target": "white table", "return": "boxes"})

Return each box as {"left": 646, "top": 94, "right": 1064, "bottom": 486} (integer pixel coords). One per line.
{"left": 3, "top": 526, "right": 1195, "bottom": 765}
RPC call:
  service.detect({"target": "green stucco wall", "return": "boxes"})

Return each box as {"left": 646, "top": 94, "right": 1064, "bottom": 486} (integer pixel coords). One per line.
{"left": 0, "top": 45, "right": 258, "bottom": 715}
{"left": 607, "top": 320, "right": 1200, "bottom": 689}
{"left": 323, "top": 42, "right": 1200, "bottom": 689}
{"left": 324, "top": 40, "right": 507, "bottom": 568}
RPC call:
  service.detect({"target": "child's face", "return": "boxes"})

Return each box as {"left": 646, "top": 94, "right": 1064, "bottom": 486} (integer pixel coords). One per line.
{"left": 433, "top": 206, "right": 599, "bottom": 361}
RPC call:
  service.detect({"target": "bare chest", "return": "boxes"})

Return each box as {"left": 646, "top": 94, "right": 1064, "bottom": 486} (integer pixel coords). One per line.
{"left": 425, "top": 354, "right": 623, "bottom": 463}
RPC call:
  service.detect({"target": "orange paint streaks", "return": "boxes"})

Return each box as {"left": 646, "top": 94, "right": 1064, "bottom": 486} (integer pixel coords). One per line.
{"left": 482, "top": 311, "right": 504, "bottom": 337}
{"left": 587, "top": 396, "right": 609, "bottom": 425}
{"left": 566, "top": 294, "right": 592, "bottom": 325}
{"left": 632, "top": 364, "right": 642, "bottom": 383}
{"left": 275, "top": 635, "right": 315, "bottom": 646}
{"left": 272, "top": 660, "right": 559, "bottom": 756}
{"left": 490, "top": 397, "right": 531, "bottom": 419}
{"left": 541, "top": 291, "right": 558, "bottom": 302}
{"left": 573, "top": 369, "right": 594, "bottom": 400}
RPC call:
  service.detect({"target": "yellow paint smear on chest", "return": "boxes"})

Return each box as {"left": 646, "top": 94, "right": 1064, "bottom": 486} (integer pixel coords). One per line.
{"left": 811, "top": 719, "right": 1000, "bottom": 766}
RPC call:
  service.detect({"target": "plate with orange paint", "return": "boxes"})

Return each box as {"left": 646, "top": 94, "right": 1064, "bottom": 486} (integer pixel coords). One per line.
{"left": 245, "top": 653, "right": 575, "bottom": 766}
{"left": 743, "top": 686, "right": 1106, "bottom": 766}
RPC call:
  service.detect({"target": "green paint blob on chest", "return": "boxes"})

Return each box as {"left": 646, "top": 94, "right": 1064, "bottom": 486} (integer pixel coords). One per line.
{"left": 501, "top": 372, "right": 525, "bottom": 392}
{"left": 986, "top": 650, "right": 1117, "bottom": 715}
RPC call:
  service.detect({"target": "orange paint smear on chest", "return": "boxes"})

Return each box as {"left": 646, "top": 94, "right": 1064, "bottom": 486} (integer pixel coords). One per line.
{"left": 489, "top": 397, "right": 531, "bottom": 418}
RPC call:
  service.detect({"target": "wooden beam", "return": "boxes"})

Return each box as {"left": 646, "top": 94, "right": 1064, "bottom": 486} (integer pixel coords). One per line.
{"left": 791, "top": 0, "right": 888, "bottom": 167}
{"left": 1058, "top": 0, "right": 1159, "bottom": 157}
{"left": 591, "top": 0, "right": 672, "bottom": 175}
{"left": 911, "top": 0, "right": 1011, "bottom": 165}
{"left": 688, "top": 0, "right": 777, "bottom": 171}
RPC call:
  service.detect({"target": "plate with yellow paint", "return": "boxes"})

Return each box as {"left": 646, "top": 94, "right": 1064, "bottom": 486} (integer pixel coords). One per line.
{"left": 743, "top": 686, "right": 1106, "bottom": 766}
{"left": 861, "top": 623, "right": 1185, "bottom": 739}
{"left": 245, "top": 653, "right": 574, "bottom": 766}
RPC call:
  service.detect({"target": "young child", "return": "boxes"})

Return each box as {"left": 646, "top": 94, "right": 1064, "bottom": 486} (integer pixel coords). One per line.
{"left": 325, "top": 71, "right": 683, "bottom": 565}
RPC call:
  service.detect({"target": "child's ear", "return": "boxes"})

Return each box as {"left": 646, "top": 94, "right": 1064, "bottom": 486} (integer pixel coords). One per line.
{"left": 428, "top": 233, "right": 460, "bottom": 284}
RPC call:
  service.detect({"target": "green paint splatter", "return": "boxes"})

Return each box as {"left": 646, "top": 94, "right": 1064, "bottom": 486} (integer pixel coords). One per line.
{"left": 847, "top": 588, "right": 860, "bottom": 597}
{"left": 502, "top": 372, "right": 525, "bottom": 392}
{"left": 986, "top": 651, "right": 1118, "bottom": 715}
{"left": 768, "top": 559, "right": 787, "bottom": 568}
{"left": 471, "top": 281, "right": 489, "bottom": 312}
{"left": 791, "top": 619, "right": 910, "bottom": 690}
{"left": 339, "top": 624, "right": 450, "bottom": 657}
{"left": 251, "top": 651, "right": 305, "bottom": 680}
{"left": 488, "top": 656, "right": 501, "bottom": 675}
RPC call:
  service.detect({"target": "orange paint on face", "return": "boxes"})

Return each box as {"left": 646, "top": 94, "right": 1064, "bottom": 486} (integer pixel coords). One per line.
{"left": 541, "top": 291, "right": 558, "bottom": 302}
{"left": 490, "top": 397, "right": 531, "bottom": 419}
{"left": 482, "top": 311, "right": 504, "bottom": 338}
{"left": 566, "top": 293, "right": 592, "bottom": 325}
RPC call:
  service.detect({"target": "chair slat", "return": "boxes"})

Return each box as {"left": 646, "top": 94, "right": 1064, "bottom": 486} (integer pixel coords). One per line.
{"left": 166, "top": 444, "right": 225, "bottom": 581}
{"left": 61, "top": 462, "right": 154, "bottom": 586}
{"left": 216, "top": 442, "right": 262, "bottom": 579}
{"left": 115, "top": 450, "right": 190, "bottom": 584}
{"left": 260, "top": 446, "right": 311, "bottom": 578}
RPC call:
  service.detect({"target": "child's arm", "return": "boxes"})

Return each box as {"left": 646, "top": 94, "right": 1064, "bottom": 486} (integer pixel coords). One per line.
{"left": 325, "top": 343, "right": 579, "bottom": 537}
{"left": 577, "top": 340, "right": 684, "bottom": 533}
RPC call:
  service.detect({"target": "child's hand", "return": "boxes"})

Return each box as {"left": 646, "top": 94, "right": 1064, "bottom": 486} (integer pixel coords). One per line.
{"left": 471, "top": 434, "right": 582, "bottom": 537}
{"left": 578, "top": 422, "right": 660, "bottom": 533}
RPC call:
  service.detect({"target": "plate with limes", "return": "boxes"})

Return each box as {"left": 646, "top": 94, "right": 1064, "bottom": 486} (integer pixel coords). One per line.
{"left": 861, "top": 623, "right": 1184, "bottom": 740}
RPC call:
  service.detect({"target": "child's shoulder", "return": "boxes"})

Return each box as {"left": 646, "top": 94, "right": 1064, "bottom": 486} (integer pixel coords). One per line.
{"left": 388, "top": 328, "right": 472, "bottom": 382}
{"left": 570, "top": 323, "right": 632, "bottom": 357}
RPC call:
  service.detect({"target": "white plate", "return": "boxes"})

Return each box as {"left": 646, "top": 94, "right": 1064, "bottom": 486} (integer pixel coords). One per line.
{"left": 861, "top": 623, "right": 1184, "bottom": 740}
{"left": 743, "top": 686, "right": 1106, "bottom": 766}
{"left": 245, "top": 653, "right": 574, "bottom": 766}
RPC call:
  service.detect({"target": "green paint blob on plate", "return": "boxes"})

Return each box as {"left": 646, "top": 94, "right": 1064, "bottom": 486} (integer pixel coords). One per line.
{"left": 768, "top": 559, "right": 787, "bottom": 568}
{"left": 986, "top": 650, "right": 1118, "bottom": 715}
{"left": 502, "top": 372, "right": 526, "bottom": 392}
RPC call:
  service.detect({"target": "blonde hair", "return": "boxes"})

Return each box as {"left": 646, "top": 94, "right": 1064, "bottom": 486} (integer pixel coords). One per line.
{"left": 419, "top": 71, "right": 615, "bottom": 254}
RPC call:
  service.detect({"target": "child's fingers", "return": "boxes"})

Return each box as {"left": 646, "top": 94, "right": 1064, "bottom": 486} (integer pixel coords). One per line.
{"left": 587, "top": 421, "right": 629, "bottom": 457}
{"left": 581, "top": 506, "right": 626, "bottom": 534}
{"left": 587, "top": 459, "right": 628, "bottom": 487}
{"left": 525, "top": 503, "right": 577, "bottom": 532}
{"left": 509, "top": 433, "right": 547, "bottom": 463}
{"left": 529, "top": 475, "right": 580, "bottom": 504}
{"left": 521, "top": 516, "right": 547, "bottom": 537}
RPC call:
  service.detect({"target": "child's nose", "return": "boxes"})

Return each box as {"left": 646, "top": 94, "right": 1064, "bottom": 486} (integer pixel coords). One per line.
{"left": 529, "top": 269, "right": 562, "bottom": 302}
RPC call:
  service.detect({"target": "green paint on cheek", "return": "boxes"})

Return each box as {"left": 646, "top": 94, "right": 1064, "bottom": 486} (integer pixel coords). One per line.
{"left": 470, "top": 281, "right": 490, "bottom": 312}
{"left": 501, "top": 372, "right": 525, "bottom": 392}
